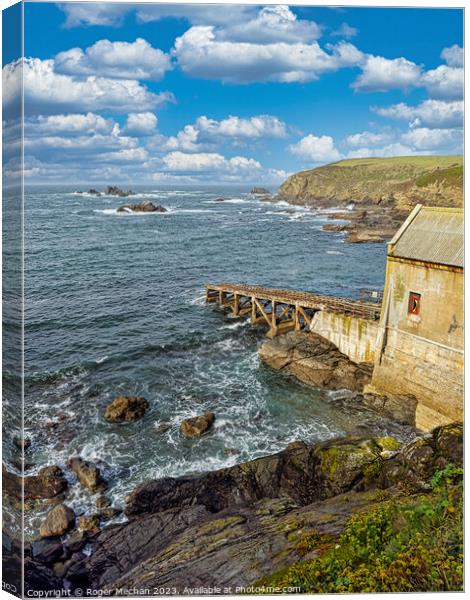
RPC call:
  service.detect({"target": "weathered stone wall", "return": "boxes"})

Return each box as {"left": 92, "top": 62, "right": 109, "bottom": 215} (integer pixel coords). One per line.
{"left": 310, "top": 311, "right": 379, "bottom": 364}
{"left": 370, "top": 257, "right": 463, "bottom": 431}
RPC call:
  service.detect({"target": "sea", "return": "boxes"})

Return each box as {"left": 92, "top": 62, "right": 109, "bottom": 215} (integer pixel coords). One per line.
{"left": 4, "top": 185, "right": 413, "bottom": 536}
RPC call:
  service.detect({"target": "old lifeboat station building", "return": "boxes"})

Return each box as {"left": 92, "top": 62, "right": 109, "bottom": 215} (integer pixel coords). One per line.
{"left": 368, "top": 204, "right": 463, "bottom": 431}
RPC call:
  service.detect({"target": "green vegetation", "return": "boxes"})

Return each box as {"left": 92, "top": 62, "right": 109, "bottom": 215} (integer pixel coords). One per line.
{"left": 257, "top": 465, "right": 463, "bottom": 593}
{"left": 279, "top": 155, "right": 463, "bottom": 209}
{"left": 416, "top": 165, "right": 463, "bottom": 188}
{"left": 332, "top": 156, "right": 462, "bottom": 169}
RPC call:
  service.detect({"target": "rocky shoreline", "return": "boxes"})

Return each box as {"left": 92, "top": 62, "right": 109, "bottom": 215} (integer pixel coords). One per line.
{"left": 4, "top": 421, "right": 462, "bottom": 595}
{"left": 3, "top": 327, "right": 462, "bottom": 593}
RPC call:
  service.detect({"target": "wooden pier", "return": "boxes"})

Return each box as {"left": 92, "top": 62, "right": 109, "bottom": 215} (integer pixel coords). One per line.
{"left": 206, "top": 283, "right": 382, "bottom": 338}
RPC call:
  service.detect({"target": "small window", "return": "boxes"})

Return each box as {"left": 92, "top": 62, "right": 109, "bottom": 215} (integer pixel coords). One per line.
{"left": 408, "top": 292, "right": 421, "bottom": 315}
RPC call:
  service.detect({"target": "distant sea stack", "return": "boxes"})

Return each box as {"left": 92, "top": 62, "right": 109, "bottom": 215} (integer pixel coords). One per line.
{"left": 278, "top": 156, "right": 463, "bottom": 210}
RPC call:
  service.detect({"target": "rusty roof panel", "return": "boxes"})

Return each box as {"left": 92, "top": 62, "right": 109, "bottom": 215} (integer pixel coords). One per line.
{"left": 389, "top": 206, "right": 463, "bottom": 268}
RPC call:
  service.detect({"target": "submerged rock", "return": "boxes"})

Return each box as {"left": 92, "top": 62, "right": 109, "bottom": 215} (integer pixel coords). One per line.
{"left": 39, "top": 504, "right": 75, "bottom": 539}
{"left": 180, "top": 413, "right": 215, "bottom": 438}
{"left": 104, "top": 396, "right": 149, "bottom": 423}
{"left": 87, "top": 189, "right": 101, "bottom": 196}
{"left": 3, "top": 464, "right": 67, "bottom": 500}
{"left": 67, "top": 457, "right": 105, "bottom": 492}
{"left": 259, "top": 332, "right": 372, "bottom": 392}
{"left": 117, "top": 201, "right": 167, "bottom": 213}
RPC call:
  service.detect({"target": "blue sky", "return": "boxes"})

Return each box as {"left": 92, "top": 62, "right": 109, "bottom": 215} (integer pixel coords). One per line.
{"left": 2, "top": 2, "right": 464, "bottom": 185}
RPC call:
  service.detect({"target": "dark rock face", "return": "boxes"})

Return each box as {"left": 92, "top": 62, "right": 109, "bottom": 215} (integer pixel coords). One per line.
{"left": 259, "top": 332, "right": 372, "bottom": 392}
{"left": 362, "top": 392, "right": 418, "bottom": 426}
{"left": 180, "top": 413, "right": 215, "bottom": 438}
{"left": 60, "top": 423, "right": 461, "bottom": 594}
{"left": 3, "top": 464, "right": 67, "bottom": 500}
{"left": 68, "top": 457, "right": 105, "bottom": 492}
{"left": 105, "top": 186, "right": 135, "bottom": 197}
{"left": 39, "top": 504, "right": 75, "bottom": 538}
{"left": 104, "top": 396, "right": 149, "bottom": 423}
{"left": 117, "top": 201, "right": 167, "bottom": 213}
{"left": 87, "top": 189, "right": 101, "bottom": 195}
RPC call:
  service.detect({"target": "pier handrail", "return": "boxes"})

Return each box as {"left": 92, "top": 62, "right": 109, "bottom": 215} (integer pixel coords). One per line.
{"left": 206, "top": 283, "right": 382, "bottom": 321}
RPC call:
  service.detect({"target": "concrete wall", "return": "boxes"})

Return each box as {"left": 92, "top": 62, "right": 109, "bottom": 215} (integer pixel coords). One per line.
{"left": 310, "top": 310, "right": 379, "bottom": 364}
{"left": 370, "top": 257, "right": 463, "bottom": 431}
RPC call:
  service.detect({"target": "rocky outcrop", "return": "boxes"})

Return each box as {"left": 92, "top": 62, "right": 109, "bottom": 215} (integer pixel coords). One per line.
{"left": 278, "top": 157, "right": 462, "bottom": 242}
{"left": 57, "top": 423, "right": 461, "bottom": 594}
{"left": 104, "top": 396, "right": 149, "bottom": 423}
{"left": 68, "top": 458, "right": 105, "bottom": 492}
{"left": 180, "top": 413, "right": 215, "bottom": 438}
{"left": 251, "top": 187, "right": 271, "bottom": 195}
{"left": 279, "top": 157, "right": 463, "bottom": 210}
{"left": 105, "top": 186, "right": 135, "bottom": 197}
{"left": 3, "top": 464, "right": 67, "bottom": 500}
{"left": 259, "top": 332, "right": 372, "bottom": 392}
{"left": 39, "top": 505, "right": 75, "bottom": 539}
{"left": 117, "top": 201, "right": 167, "bottom": 213}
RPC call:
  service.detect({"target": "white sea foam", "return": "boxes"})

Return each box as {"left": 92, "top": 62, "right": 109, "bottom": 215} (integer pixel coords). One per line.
{"left": 94, "top": 208, "right": 172, "bottom": 216}
{"left": 326, "top": 250, "right": 344, "bottom": 255}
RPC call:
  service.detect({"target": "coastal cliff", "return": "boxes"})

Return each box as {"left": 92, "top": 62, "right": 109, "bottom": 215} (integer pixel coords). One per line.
{"left": 279, "top": 156, "right": 463, "bottom": 209}
{"left": 278, "top": 156, "right": 463, "bottom": 243}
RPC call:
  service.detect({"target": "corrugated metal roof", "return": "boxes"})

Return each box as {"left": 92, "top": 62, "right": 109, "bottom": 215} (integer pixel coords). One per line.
{"left": 389, "top": 205, "right": 463, "bottom": 268}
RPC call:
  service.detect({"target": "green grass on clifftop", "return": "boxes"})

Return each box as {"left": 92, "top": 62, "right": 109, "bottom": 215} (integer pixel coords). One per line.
{"left": 279, "top": 155, "right": 463, "bottom": 209}
{"left": 256, "top": 464, "right": 463, "bottom": 593}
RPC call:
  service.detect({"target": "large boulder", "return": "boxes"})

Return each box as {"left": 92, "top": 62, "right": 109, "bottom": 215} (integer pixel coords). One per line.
{"left": 259, "top": 332, "right": 372, "bottom": 392}
{"left": 104, "top": 396, "right": 149, "bottom": 423}
{"left": 39, "top": 505, "right": 75, "bottom": 539}
{"left": 67, "top": 457, "right": 105, "bottom": 492}
{"left": 180, "top": 413, "right": 215, "bottom": 438}
{"left": 117, "top": 201, "right": 167, "bottom": 213}
{"left": 3, "top": 464, "right": 67, "bottom": 500}
{"left": 251, "top": 187, "right": 270, "bottom": 195}
{"left": 362, "top": 392, "right": 418, "bottom": 426}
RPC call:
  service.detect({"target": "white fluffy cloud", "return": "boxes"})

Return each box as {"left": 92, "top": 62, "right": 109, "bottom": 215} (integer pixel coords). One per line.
{"left": 345, "top": 131, "right": 392, "bottom": 147}
{"left": 421, "top": 65, "right": 463, "bottom": 99}
{"left": 196, "top": 115, "right": 288, "bottom": 140}
{"left": 441, "top": 44, "right": 463, "bottom": 68}
{"left": 173, "top": 26, "right": 363, "bottom": 83}
{"left": 401, "top": 127, "right": 462, "bottom": 151}
{"left": 346, "top": 142, "right": 421, "bottom": 159}
{"left": 152, "top": 114, "right": 288, "bottom": 153}
{"left": 332, "top": 22, "right": 358, "bottom": 38}
{"left": 161, "top": 151, "right": 261, "bottom": 174}
{"left": 58, "top": 3, "right": 129, "bottom": 27}
{"left": 26, "top": 113, "right": 116, "bottom": 137}
{"left": 55, "top": 38, "right": 172, "bottom": 81}
{"left": 352, "top": 55, "right": 422, "bottom": 92}
{"left": 288, "top": 134, "right": 341, "bottom": 163}
{"left": 216, "top": 6, "right": 321, "bottom": 44}
{"left": 5, "top": 58, "right": 174, "bottom": 115}
{"left": 373, "top": 99, "right": 463, "bottom": 129}
{"left": 124, "top": 112, "right": 158, "bottom": 136}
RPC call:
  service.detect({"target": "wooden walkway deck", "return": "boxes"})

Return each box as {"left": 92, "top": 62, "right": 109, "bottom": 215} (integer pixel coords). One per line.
{"left": 206, "top": 283, "right": 382, "bottom": 338}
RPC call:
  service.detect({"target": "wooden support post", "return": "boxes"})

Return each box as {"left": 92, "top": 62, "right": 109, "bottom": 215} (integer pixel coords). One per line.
{"left": 251, "top": 297, "right": 257, "bottom": 325}
{"left": 232, "top": 293, "right": 239, "bottom": 316}
{"left": 295, "top": 305, "right": 301, "bottom": 331}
